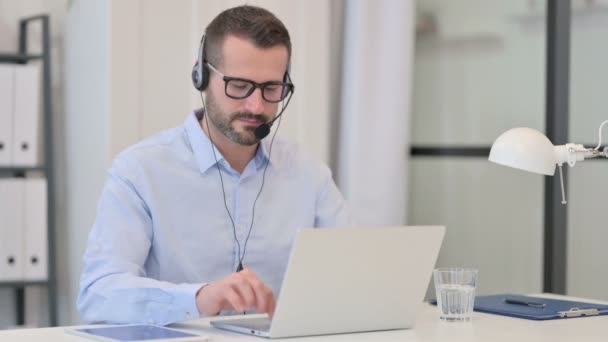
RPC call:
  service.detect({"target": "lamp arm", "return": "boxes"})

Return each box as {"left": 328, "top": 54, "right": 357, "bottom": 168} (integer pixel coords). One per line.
{"left": 553, "top": 140, "right": 606, "bottom": 206}
{"left": 583, "top": 148, "right": 604, "bottom": 159}
{"left": 554, "top": 144, "right": 587, "bottom": 167}
{"left": 555, "top": 142, "right": 607, "bottom": 168}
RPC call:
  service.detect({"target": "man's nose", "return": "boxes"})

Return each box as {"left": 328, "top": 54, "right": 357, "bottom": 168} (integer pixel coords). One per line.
{"left": 243, "top": 88, "right": 265, "bottom": 114}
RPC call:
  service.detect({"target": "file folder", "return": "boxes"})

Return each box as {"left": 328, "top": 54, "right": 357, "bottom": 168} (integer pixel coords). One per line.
{"left": 0, "top": 179, "right": 25, "bottom": 282}
{"left": 474, "top": 294, "right": 608, "bottom": 320}
{"left": 23, "top": 178, "right": 48, "bottom": 281}
{"left": 0, "top": 65, "right": 14, "bottom": 166}
{"left": 12, "top": 64, "right": 42, "bottom": 167}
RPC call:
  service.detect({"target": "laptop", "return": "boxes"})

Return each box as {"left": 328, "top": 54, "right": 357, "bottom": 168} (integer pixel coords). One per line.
{"left": 211, "top": 225, "right": 445, "bottom": 338}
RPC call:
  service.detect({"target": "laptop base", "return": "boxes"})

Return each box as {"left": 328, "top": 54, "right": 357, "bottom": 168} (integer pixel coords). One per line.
{"left": 211, "top": 317, "right": 271, "bottom": 338}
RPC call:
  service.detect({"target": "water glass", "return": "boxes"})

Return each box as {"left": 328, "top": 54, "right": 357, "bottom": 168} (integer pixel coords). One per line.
{"left": 433, "top": 268, "right": 478, "bottom": 322}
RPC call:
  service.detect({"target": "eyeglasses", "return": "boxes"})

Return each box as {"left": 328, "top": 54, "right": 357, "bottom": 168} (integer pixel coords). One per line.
{"left": 206, "top": 62, "right": 294, "bottom": 103}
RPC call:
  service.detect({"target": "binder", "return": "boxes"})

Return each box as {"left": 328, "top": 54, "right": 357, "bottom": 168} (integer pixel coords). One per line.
{"left": 0, "top": 179, "right": 25, "bottom": 282}
{"left": 0, "top": 65, "right": 14, "bottom": 166}
{"left": 23, "top": 178, "right": 48, "bottom": 281}
{"left": 12, "top": 64, "right": 42, "bottom": 167}
{"left": 474, "top": 294, "right": 608, "bottom": 320}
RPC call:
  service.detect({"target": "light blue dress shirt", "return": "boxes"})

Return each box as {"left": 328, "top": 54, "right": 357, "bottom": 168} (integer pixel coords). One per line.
{"left": 77, "top": 111, "right": 350, "bottom": 325}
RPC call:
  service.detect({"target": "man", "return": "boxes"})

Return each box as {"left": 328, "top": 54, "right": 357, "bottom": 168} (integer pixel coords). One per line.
{"left": 77, "top": 5, "right": 349, "bottom": 326}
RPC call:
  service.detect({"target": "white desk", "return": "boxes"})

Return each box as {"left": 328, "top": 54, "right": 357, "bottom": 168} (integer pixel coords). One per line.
{"left": 1, "top": 295, "right": 606, "bottom": 342}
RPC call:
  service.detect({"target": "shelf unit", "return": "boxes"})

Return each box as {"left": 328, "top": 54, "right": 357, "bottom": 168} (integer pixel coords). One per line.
{"left": 0, "top": 15, "right": 57, "bottom": 327}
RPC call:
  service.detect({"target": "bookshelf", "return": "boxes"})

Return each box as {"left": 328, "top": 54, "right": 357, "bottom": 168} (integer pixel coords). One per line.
{"left": 0, "top": 15, "right": 57, "bottom": 326}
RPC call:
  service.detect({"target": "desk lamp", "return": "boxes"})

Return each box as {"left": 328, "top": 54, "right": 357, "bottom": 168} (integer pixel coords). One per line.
{"left": 488, "top": 120, "right": 608, "bottom": 204}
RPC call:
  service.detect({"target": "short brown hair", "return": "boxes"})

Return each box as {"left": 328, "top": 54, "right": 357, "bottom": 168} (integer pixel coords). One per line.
{"left": 204, "top": 5, "right": 291, "bottom": 67}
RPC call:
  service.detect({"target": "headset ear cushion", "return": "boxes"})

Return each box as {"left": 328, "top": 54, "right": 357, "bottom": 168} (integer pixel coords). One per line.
{"left": 191, "top": 62, "right": 210, "bottom": 91}
{"left": 201, "top": 63, "right": 209, "bottom": 90}
{"left": 191, "top": 65, "right": 201, "bottom": 90}
{"left": 192, "top": 34, "right": 209, "bottom": 91}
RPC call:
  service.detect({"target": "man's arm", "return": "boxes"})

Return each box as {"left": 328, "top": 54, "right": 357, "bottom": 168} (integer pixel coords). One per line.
{"left": 314, "top": 166, "right": 351, "bottom": 228}
{"left": 77, "top": 156, "right": 276, "bottom": 325}
{"left": 77, "top": 156, "right": 202, "bottom": 326}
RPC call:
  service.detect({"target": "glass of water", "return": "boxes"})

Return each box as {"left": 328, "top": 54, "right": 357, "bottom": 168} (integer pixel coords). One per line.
{"left": 433, "top": 268, "right": 478, "bottom": 322}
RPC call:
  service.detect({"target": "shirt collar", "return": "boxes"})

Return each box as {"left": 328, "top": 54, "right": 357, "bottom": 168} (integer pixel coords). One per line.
{"left": 184, "top": 111, "right": 271, "bottom": 174}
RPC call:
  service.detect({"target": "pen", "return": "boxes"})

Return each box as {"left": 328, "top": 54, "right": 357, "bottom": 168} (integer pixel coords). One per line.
{"left": 505, "top": 298, "right": 546, "bottom": 308}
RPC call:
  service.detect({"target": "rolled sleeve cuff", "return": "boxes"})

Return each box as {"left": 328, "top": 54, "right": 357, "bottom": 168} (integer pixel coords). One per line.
{"left": 170, "top": 283, "right": 207, "bottom": 322}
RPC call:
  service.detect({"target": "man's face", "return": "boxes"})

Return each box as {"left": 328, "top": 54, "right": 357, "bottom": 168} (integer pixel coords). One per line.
{"left": 205, "top": 35, "right": 289, "bottom": 146}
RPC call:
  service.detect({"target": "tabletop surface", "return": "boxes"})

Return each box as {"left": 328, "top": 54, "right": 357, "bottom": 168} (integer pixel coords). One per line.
{"left": 1, "top": 294, "right": 606, "bottom": 342}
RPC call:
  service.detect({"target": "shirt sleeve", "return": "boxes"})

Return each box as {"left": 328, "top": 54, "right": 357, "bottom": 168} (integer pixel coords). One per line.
{"left": 77, "top": 155, "right": 203, "bottom": 326}
{"left": 314, "top": 165, "right": 352, "bottom": 228}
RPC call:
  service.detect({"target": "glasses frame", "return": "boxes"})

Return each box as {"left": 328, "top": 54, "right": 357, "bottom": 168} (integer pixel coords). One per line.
{"left": 206, "top": 62, "right": 294, "bottom": 103}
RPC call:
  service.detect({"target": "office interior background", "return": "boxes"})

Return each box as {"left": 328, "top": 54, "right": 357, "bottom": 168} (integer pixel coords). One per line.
{"left": 0, "top": 0, "right": 606, "bottom": 329}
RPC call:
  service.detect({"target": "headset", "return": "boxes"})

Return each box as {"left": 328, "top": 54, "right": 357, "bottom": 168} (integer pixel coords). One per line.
{"left": 192, "top": 34, "right": 292, "bottom": 91}
{"left": 191, "top": 34, "right": 210, "bottom": 91}
{"left": 192, "top": 34, "right": 294, "bottom": 140}
{"left": 191, "top": 33, "right": 294, "bottom": 273}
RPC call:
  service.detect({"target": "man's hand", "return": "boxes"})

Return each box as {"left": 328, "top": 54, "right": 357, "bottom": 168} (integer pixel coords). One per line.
{"left": 196, "top": 268, "right": 276, "bottom": 318}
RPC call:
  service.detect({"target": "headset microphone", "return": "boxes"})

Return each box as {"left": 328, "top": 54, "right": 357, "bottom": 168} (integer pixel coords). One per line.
{"left": 254, "top": 123, "right": 271, "bottom": 140}
{"left": 254, "top": 112, "right": 280, "bottom": 140}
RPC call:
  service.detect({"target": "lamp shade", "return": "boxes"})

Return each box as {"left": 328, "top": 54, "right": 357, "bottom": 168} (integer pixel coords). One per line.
{"left": 489, "top": 127, "right": 557, "bottom": 176}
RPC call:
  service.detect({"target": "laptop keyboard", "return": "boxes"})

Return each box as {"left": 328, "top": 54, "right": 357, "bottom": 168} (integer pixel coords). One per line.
{"left": 230, "top": 317, "right": 271, "bottom": 332}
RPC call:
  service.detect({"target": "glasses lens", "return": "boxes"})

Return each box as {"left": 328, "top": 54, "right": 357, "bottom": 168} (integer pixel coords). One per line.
{"left": 226, "top": 79, "right": 254, "bottom": 99}
{"left": 263, "top": 83, "right": 289, "bottom": 103}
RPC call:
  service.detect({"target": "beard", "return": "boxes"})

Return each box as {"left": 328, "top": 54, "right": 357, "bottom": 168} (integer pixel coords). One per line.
{"left": 205, "top": 89, "right": 272, "bottom": 146}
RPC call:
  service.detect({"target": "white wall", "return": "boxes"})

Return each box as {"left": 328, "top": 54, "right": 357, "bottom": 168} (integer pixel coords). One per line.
{"left": 63, "top": 0, "right": 111, "bottom": 327}
{"left": 337, "top": 0, "right": 414, "bottom": 226}
{"left": 109, "top": 0, "right": 193, "bottom": 156}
